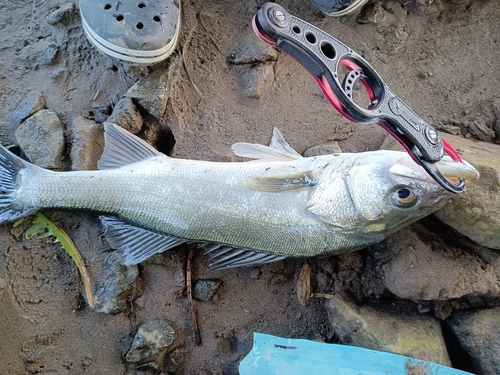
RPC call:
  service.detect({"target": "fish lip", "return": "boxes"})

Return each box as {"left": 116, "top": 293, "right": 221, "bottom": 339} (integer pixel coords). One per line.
{"left": 388, "top": 156, "right": 480, "bottom": 184}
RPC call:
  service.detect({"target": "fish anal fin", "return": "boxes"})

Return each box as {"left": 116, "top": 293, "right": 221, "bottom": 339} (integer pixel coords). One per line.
{"left": 200, "top": 243, "right": 286, "bottom": 270}
{"left": 100, "top": 216, "right": 185, "bottom": 265}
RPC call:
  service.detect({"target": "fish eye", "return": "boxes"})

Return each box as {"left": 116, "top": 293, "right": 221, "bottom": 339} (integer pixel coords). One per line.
{"left": 390, "top": 187, "right": 417, "bottom": 208}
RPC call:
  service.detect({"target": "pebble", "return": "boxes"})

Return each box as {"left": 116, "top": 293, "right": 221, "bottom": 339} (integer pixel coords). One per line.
{"left": 93, "top": 252, "right": 138, "bottom": 314}
{"left": 18, "top": 39, "right": 59, "bottom": 68}
{"left": 126, "top": 320, "right": 175, "bottom": 363}
{"left": 193, "top": 279, "right": 222, "bottom": 302}
{"left": 0, "top": 277, "right": 6, "bottom": 300}
{"left": 107, "top": 97, "right": 143, "bottom": 134}
{"left": 235, "top": 63, "right": 274, "bottom": 99}
{"left": 46, "top": 2, "right": 76, "bottom": 26}
{"left": 15, "top": 109, "right": 65, "bottom": 169}
{"left": 446, "top": 307, "right": 500, "bottom": 374}
{"left": 227, "top": 37, "right": 278, "bottom": 65}
{"left": 67, "top": 116, "right": 104, "bottom": 170}
{"left": 10, "top": 91, "right": 46, "bottom": 127}
{"left": 326, "top": 294, "right": 451, "bottom": 366}
{"left": 303, "top": 141, "right": 343, "bottom": 157}
{"left": 126, "top": 54, "right": 179, "bottom": 121}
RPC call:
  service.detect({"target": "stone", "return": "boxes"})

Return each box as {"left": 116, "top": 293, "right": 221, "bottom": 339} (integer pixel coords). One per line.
{"left": 93, "top": 252, "right": 138, "bottom": 314}
{"left": 235, "top": 63, "right": 274, "bottom": 99}
{"left": 326, "top": 294, "right": 451, "bottom": 366}
{"left": 467, "top": 119, "right": 495, "bottom": 143}
{"left": 91, "top": 102, "right": 111, "bottom": 124}
{"left": 10, "top": 91, "right": 45, "bottom": 127}
{"left": 67, "top": 116, "right": 104, "bottom": 170}
{"left": 0, "top": 277, "right": 6, "bottom": 300}
{"left": 382, "top": 133, "right": 500, "bottom": 250}
{"left": 126, "top": 320, "right": 175, "bottom": 363}
{"left": 193, "top": 279, "right": 222, "bottom": 302}
{"left": 447, "top": 307, "right": 500, "bottom": 374}
{"left": 380, "top": 225, "right": 500, "bottom": 301}
{"left": 15, "top": 109, "right": 65, "bottom": 169}
{"left": 227, "top": 37, "right": 278, "bottom": 65}
{"left": 18, "top": 39, "right": 59, "bottom": 68}
{"left": 303, "top": 141, "right": 343, "bottom": 157}
{"left": 126, "top": 54, "right": 179, "bottom": 121}
{"left": 107, "top": 97, "right": 143, "bottom": 134}
{"left": 46, "top": 2, "right": 76, "bottom": 25}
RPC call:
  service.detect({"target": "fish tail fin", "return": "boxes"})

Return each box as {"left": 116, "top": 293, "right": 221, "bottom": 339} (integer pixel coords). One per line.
{"left": 0, "top": 145, "right": 36, "bottom": 224}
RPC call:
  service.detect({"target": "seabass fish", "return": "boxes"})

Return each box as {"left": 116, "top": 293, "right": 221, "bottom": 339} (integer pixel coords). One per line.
{"left": 0, "top": 124, "right": 478, "bottom": 269}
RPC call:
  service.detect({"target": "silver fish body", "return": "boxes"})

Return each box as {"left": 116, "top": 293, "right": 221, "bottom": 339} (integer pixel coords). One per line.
{"left": 0, "top": 124, "right": 479, "bottom": 269}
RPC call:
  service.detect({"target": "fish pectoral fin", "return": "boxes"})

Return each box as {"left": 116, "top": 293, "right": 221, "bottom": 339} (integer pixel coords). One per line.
{"left": 231, "top": 128, "right": 302, "bottom": 162}
{"left": 200, "top": 243, "right": 286, "bottom": 270}
{"left": 98, "top": 123, "right": 163, "bottom": 170}
{"left": 100, "top": 216, "right": 186, "bottom": 265}
{"left": 246, "top": 171, "right": 316, "bottom": 192}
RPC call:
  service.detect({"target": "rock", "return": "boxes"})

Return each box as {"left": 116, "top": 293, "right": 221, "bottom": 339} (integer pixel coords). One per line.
{"left": 382, "top": 133, "right": 500, "bottom": 250}
{"left": 126, "top": 55, "right": 179, "bottom": 121}
{"left": 468, "top": 119, "right": 495, "bottom": 143}
{"left": 10, "top": 92, "right": 46, "bottom": 127}
{"left": 93, "top": 252, "right": 138, "bottom": 314}
{"left": 18, "top": 39, "right": 59, "bottom": 68}
{"left": 15, "top": 109, "right": 65, "bottom": 169}
{"left": 447, "top": 307, "right": 500, "bottom": 374}
{"left": 91, "top": 102, "right": 111, "bottom": 124}
{"left": 235, "top": 63, "right": 274, "bottom": 99}
{"left": 193, "top": 279, "right": 222, "bottom": 302}
{"left": 326, "top": 294, "right": 451, "bottom": 366}
{"left": 227, "top": 37, "right": 278, "bottom": 65}
{"left": 67, "top": 116, "right": 104, "bottom": 170}
{"left": 303, "top": 141, "right": 343, "bottom": 157}
{"left": 0, "top": 277, "right": 6, "bottom": 300}
{"left": 46, "top": 2, "right": 76, "bottom": 25}
{"left": 126, "top": 320, "right": 175, "bottom": 363}
{"left": 107, "top": 97, "right": 143, "bottom": 134}
{"left": 380, "top": 225, "right": 500, "bottom": 301}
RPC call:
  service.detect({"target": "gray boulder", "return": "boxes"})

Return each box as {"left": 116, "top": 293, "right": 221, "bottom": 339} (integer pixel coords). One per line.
{"left": 107, "top": 97, "right": 143, "bottom": 134}
{"left": 126, "top": 55, "right": 179, "bottom": 121}
{"left": 67, "top": 116, "right": 104, "bottom": 171}
{"left": 10, "top": 92, "right": 45, "bottom": 127}
{"left": 93, "top": 252, "right": 138, "bottom": 314}
{"left": 326, "top": 294, "right": 451, "bottom": 366}
{"left": 15, "top": 109, "right": 65, "bottom": 169}
{"left": 447, "top": 307, "right": 500, "bottom": 374}
{"left": 380, "top": 226, "right": 500, "bottom": 301}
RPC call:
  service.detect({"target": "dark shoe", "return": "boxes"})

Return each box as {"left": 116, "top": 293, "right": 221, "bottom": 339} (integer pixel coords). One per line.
{"left": 79, "top": 0, "right": 181, "bottom": 64}
{"left": 311, "top": 0, "right": 369, "bottom": 17}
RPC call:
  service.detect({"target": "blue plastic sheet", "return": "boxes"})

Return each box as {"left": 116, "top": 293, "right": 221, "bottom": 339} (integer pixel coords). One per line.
{"left": 239, "top": 333, "right": 473, "bottom": 375}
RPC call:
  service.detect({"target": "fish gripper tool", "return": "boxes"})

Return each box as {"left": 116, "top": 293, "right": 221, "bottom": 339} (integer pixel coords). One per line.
{"left": 252, "top": 2, "right": 465, "bottom": 194}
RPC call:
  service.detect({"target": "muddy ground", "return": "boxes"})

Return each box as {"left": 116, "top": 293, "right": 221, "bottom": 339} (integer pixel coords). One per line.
{"left": 0, "top": 0, "right": 499, "bottom": 374}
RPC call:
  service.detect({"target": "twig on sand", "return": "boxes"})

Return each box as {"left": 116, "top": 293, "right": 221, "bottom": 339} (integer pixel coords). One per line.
{"left": 187, "top": 248, "right": 201, "bottom": 345}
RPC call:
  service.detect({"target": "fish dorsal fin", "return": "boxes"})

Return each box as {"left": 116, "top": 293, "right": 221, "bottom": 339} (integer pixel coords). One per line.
{"left": 231, "top": 128, "right": 302, "bottom": 161}
{"left": 98, "top": 123, "right": 162, "bottom": 170}
{"left": 199, "top": 243, "right": 286, "bottom": 270}
{"left": 100, "top": 216, "right": 185, "bottom": 265}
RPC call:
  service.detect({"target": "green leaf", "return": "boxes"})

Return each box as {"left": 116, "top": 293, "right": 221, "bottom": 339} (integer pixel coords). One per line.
{"left": 25, "top": 213, "right": 95, "bottom": 308}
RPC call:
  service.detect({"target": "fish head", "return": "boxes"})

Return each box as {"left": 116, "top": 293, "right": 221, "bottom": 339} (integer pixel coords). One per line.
{"left": 343, "top": 151, "right": 479, "bottom": 236}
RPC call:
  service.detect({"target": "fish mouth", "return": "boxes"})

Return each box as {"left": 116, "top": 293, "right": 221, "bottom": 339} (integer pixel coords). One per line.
{"left": 389, "top": 156, "right": 480, "bottom": 184}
